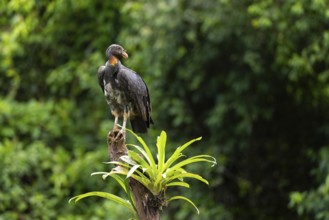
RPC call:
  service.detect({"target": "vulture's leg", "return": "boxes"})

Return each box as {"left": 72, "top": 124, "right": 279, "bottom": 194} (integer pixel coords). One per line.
{"left": 122, "top": 106, "right": 130, "bottom": 132}
{"left": 116, "top": 106, "right": 129, "bottom": 139}
{"left": 111, "top": 110, "right": 119, "bottom": 131}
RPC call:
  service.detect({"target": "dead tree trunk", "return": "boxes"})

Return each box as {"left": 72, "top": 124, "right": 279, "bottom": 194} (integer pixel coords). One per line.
{"left": 107, "top": 130, "right": 161, "bottom": 220}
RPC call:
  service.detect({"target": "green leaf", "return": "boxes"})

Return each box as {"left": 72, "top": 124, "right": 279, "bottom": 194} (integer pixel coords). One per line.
{"left": 127, "top": 144, "right": 150, "bottom": 163}
{"left": 128, "top": 173, "right": 155, "bottom": 194}
{"left": 127, "top": 164, "right": 141, "bottom": 178}
{"left": 109, "top": 174, "right": 128, "bottom": 193}
{"left": 110, "top": 165, "right": 130, "bottom": 175}
{"left": 69, "top": 191, "right": 136, "bottom": 215}
{"left": 167, "top": 195, "right": 200, "bottom": 214}
{"left": 166, "top": 181, "right": 190, "bottom": 188}
{"left": 104, "top": 161, "right": 128, "bottom": 167}
{"left": 120, "top": 155, "right": 138, "bottom": 166}
{"left": 128, "top": 150, "right": 151, "bottom": 171}
{"left": 165, "top": 167, "right": 187, "bottom": 178}
{"left": 170, "top": 155, "right": 216, "bottom": 171}
{"left": 164, "top": 137, "right": 202, "bottom": 170}
{"left": 127, "top": 144, "right": 155, "bottom": 179}
{"left": 167, "top": 172, "right": 209, "bottom": 185}
{"left": 86, "top": 173, "right": 137, "bottom": 211}
{"left": 91, "top": 171, "right": 109, "bottom": 178}
{"left": 126, "top": 129, "right": 157, "bottom": 170}
{"left": 156, "top": 131, "right": 167, "bottom": 173}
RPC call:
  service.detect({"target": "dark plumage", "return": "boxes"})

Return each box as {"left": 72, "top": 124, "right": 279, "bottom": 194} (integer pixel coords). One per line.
{"left": 97, "top": 44, "right": 153, "bottom": 134}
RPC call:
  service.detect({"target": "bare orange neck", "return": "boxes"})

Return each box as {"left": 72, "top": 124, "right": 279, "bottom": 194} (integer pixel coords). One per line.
{"left": 109, "top": 56, "right": 118, "bottom": 66}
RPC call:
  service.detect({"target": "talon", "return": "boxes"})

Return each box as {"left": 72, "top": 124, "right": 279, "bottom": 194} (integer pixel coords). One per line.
{"left": 114, "top": 129, "right": 125, "bottom": 140}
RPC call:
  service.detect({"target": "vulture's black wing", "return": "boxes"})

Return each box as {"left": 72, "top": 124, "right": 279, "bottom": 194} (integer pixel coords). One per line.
{"left": 97, "top": 65, "right": 106, "bottom": 93}
{"left": 117, "top": 66, "right": 153, "bottom": 132}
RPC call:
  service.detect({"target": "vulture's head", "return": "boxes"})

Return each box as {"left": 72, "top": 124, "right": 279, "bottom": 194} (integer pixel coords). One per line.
{"left": 106, "top": 44, "right": 129, "bottom": 60}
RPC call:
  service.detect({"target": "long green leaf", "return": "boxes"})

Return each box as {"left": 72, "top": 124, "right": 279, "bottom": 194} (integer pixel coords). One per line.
{"left": 156, "top": 131, "right": 167, "bottom": 173}
{"left": 126, "top": 144, "right": 150, "bottom": 164}
{"left": 126, "top": 129, "right": 156, "bottom": 170}
{"left": 127, "top": 144, "right": 156, "bottom": 180}
{"left": 124, "top": 178, "right": 136, "bottom": 211}
{"left": 109, "top": 174, "right": 128, "bottom": 193}
{"left": 167, "top": 196, "right": 199, "bottom": 214}
{"left": 127, "top": 164, "right": 141, "bottom": 178}
{"left": 101, "top": 174, "right": 137, "bottom": 213}
{"left": 170, "top": 156, "right": 216, "bottom": 171}
{"left": 173, "top": 136, "right": 202, "bottom": 157}
{"left": 90, "top": 173, "right": 136, "bottom": 210}
{"left": 128, "top": 150, "right": 153, "bottom": 177}
{"left": 91, "top": 171, "right": 108, "bottom": 175}
{"left": 164, "top": 137, "right": 202, "bottom": 170}
{"left": 128, "top": 173, "right": 156, "bottom": 194}
{"left": 153, "top": 175, "right": 164, "bottom": 194}
{"left": 110, "top": 168, "right": 154, "bottom": 194}
{"left": 108, "top": 174, "right": 137, "bottom": 213}
{"left": 110, "top": 165, "right": 130, "bottom": 175}
{"left": 93, "top": 171, "right": 113, "bottom": 180}
{"left": 166, "top": 172, "right": 209, "bottom": 185}
{"left": 69, "top": 191, "right": 136, "bottom": 215}
{"left": 166, "top": 181, "right": 190, "bottom": 188}
{"left": 109, "top": 165, "right": 152, "bottom": 190}
{"left": 153, "top": 131, "right": 168, "bottom": 191}
{"left": 91, "top": 171, "right": 109, "bottom": 179}
{"left": 128, "top": 150, "right": 149, "bottom": 168}
{"left": 165, "top": 167, "right": 187, "bottom": 178}
{"left": 120, "top": 155, "right": 138, "bottom": 166}
{"left": 112, "top": 164, "right": 152, "bottom": 187}
{"left": 136, "top": 136, "right": 156, "bottom": 169}
{"left": 103, "top": 169, "right": 155, "bottom": 201}
{"left": 104, "top": 161, "right": 129, "bottom": 168}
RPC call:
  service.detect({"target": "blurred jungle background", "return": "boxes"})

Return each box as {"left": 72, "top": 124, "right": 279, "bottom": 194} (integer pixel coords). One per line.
{"left": 1, "top": 0, "right": 329, "bottom": 219}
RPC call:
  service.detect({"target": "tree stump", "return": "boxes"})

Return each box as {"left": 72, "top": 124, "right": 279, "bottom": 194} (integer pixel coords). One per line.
{"left": 107, "top": 129, "right": 161, "bottom": 220}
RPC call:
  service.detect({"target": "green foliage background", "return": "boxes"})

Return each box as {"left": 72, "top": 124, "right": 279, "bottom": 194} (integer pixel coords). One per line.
{"left": 1, "top": 0, "right": 329, "bottom": 219}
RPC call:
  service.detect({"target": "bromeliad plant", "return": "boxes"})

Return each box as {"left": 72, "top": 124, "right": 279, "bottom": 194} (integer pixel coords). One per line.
{"left": 70, "top": 130, "right": 216, "bottom": 218}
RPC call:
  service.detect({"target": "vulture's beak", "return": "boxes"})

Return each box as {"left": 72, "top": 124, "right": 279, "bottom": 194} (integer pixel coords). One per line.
{"left": 122, "top": 51, "right": 129, "bottom": 59}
